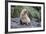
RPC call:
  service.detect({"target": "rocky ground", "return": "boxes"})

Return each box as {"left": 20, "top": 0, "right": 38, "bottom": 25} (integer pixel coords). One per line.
{"left": 11, "top": 17, "right": 41, "bottom": 29}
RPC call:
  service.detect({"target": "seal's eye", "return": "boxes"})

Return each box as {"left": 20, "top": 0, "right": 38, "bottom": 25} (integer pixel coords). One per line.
{"left": 25, "top": 11, "right": 27, "bottom": 13}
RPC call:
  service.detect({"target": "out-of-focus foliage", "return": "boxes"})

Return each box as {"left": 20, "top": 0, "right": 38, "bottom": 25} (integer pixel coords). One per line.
{"left": 11, "top": 5, "right": 41, "bottom": 21}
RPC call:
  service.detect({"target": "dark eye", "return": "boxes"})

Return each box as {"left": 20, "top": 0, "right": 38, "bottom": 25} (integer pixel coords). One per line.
{"left": 25, "top": 11, "right": 27, "bottom": 13}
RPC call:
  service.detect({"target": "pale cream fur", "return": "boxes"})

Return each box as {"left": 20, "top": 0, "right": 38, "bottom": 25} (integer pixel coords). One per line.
{"left": 20, "top": 8, "right": 30, "bottom": 24}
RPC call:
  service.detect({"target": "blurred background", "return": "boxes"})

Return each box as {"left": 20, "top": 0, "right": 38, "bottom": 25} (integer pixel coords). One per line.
{"left": 11, "top": 5, "right": 41, "bottom": 28}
